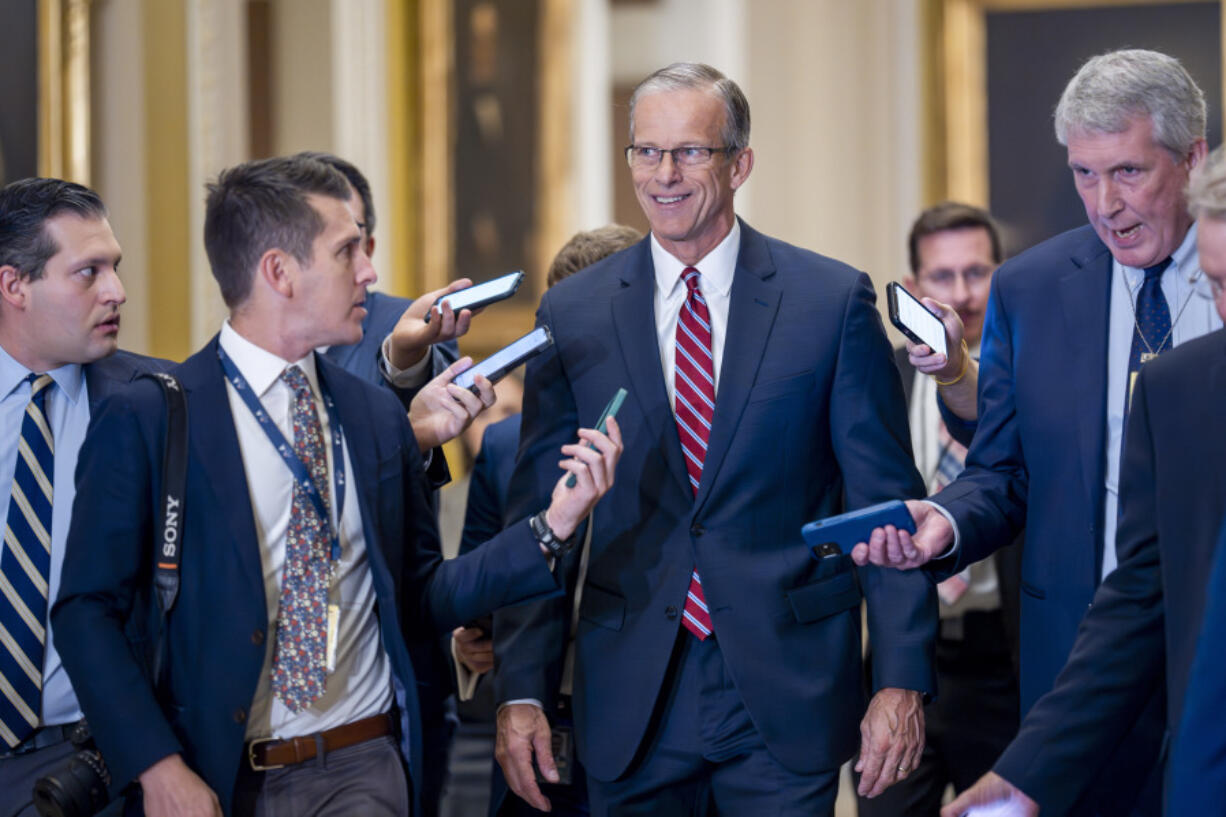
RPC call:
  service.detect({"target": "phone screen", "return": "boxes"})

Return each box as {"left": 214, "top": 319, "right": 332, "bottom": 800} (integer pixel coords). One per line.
{"left": 453, "top": 327, "right": 551, "bottom": 391}
{"left": 891, "top": 284, "right": 947, "bottom": 358}
{"left": 437, "top": 271, "right": 522, "bottom": 313}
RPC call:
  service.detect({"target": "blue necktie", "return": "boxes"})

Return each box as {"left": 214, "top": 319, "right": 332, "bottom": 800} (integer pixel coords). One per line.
{"left": 0, "top": 374, "right": 54, "bottom": 748}
{"left": 1125, "top": 259, "right": 1173, "bottom": 417}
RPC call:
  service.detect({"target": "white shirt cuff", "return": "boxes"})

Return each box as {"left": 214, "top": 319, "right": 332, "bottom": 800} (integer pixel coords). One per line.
{"left": 380, "top": 334, "right": 434, "bottom": 387}
{"left": 921, "top": 499, "right": 960, "bottom": 560}
{"left": 451, "top": 636, "right": 484, "bottom": 702}
{"left": 498, "top": 699, "right": 544, "bottom": 713}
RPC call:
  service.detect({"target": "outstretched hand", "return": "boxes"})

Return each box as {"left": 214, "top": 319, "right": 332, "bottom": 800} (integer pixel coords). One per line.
{"left": 407, "top": 357, "right": 496, "bottom": 452}
{"left": 851, "top": 499, "right": 953, "bottom": 570}
{"left": 386, "top": 279, "right": 477, "bottom": 371}
{"left": 941, "top": 771, "right": 1039, "bottom": 817}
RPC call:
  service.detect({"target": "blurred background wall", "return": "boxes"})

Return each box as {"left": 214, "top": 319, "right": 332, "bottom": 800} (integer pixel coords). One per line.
{"left": 5, "top": 0, "right": 1219, "bottom": 360}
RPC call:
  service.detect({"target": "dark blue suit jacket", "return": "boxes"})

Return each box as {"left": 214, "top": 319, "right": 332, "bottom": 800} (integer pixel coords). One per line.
{"left": 931, "top": 225, "right": 1169, "bottom": 808}
{"left": 494, "top": 222, "right": 937, "bottom": 781}
{"left": 52, "top": 337, "right": 558, "bottom": 815}
{"left": 1169, "top": 515, "right": 1226, "bottom": 813}
{"left": 990, "top": 329, "right": 1226, "bottom": 813}
{"left": 84, "top": 350, "right": 173, "bottom": 407}
{"left": 459, "top": 415, "right": 521, "bottom": 559}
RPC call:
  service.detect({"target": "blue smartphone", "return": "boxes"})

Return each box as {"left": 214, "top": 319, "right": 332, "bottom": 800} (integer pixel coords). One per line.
{"left": 565, "top": 388, "right": 628, "bottom": 488}
{"left": 800, "top": 500, "right": 915, "bottom": 559}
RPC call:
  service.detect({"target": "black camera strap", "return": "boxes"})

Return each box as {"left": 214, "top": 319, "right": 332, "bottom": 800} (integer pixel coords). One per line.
{"left": 139, "top": 372, "right": 188, "bottom": 685}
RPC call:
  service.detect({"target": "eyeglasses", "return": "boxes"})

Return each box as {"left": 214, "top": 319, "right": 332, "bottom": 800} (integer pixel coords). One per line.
{"left": 625, "top": 145, "right": 737, "bottom": 169}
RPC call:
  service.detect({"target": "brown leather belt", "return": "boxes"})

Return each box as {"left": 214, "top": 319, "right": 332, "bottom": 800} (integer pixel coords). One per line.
{"left": 246, "top": 712, "right": 393, "bottom": 771}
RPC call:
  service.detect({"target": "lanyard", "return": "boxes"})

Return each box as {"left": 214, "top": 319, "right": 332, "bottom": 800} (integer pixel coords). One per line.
{"left": 218, "top": 347, "right": 346, "bottom": 561}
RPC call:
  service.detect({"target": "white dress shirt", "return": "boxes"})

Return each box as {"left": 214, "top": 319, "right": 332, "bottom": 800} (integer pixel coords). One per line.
{"left": 495, "top": 222, "right": 743, "bottom": 712}
{"left": 219, "top": 323, "right": 393, "bottom": 740}
{"left": 1101, "top": 223, "right": 1220, "bottom": 578}
{"left": 651, "top": 220, "right": 741, "bottom": 405}
{"left": 0, "top": 345, "right": 88, "bottom": 727}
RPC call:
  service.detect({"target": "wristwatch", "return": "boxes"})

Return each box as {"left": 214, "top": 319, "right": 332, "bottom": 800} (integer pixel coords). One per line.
{"left": 529, "top": 510, "right": 577, "bottom": 558}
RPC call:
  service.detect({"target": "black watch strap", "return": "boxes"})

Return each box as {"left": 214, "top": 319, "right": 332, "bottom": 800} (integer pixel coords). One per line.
{"left": 529, "top": 510, "right": 576, "bottom": 558}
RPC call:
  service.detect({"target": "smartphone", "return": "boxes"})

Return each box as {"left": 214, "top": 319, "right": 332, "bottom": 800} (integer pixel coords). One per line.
{"left": 425, "top": 270, "right": 524, "bottom": 322}
{"left": 886, "top": 281, "right": 947, "bottom": 358}
{"left": 452, "top": 326, "right": 552, "bottom": 393}
{"left": 565, "top": 387, "right": 628, "bottom": 488}
{"left": 800, "top": 500, "right": 915, "bottom": 558}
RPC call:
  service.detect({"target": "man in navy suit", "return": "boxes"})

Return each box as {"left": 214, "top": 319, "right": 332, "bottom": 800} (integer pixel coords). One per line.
{"left": 307, "top": 152, "right": 476, "bottom": 817}
{"left": 0, "top": 178, "right": 167, "bottom": 817}
{"left": 308, "top": 152, "right": 467, "bottom": 417}
{"left": 493, "top": 63, "right": 936, "bottom": 816}
{"left": 1169, "top": 522, "right": 1226, "bottom": 812}
{"left": 940, "top": 147, "right": 1226, "bottom": 815}
{"left": 854, "top": 49, "right": 1220, "bottom": 813}
{"left": 51, "top": 155, "right": 623, "bottom": 817}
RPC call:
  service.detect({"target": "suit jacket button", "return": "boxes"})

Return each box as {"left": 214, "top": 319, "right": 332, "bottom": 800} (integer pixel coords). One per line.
{"left": 666, "top": 606, "right": 678, "bottom": 620}
{"left": 251, "top": 629, "right": 265, "bottom": 645}
{"left": 690, "top": 524, "right": 704, "bottom": 536}
{"left": 233, "top": 708, "right": 247, "bottom": 724}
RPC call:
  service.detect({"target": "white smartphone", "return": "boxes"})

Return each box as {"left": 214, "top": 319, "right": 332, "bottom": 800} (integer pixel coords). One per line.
{"left": 887, "top": 282, "right": 948, "bottom": 358}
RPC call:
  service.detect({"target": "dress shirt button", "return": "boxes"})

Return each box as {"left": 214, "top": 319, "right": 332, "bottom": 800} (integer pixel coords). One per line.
{"left": 665, "top": 605, "right": 678, "bottom": 620}
{"left": 233, "top": 708, "right": 247, "bottom": 724}
{"left": 690, "top": 524, "right": 704, "bottom": 536}
{"left": 251, "top": 629, "right": 265, "bottom": 645}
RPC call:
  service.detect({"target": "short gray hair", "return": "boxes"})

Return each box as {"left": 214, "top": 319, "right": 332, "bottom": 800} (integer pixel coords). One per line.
{"left": 1054, "top": 49, "right": 1206, "bottom": 159}
{"left": 1187, "top": 146, "right": 1226, "bottom": 220}
{"left": 629, "top": 62, "right": 751, "bottom": 152}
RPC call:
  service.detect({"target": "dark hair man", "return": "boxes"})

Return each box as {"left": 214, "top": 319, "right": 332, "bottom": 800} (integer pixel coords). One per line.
{"left": 50, "top": 155, "right": 621, "bottom": 817}
{"left": 856, "top": 48, "right": 1220, "bottom": 814}
{"left": 857, "top": 202, "right": 1019, "bottom": 816}
{"left": 448, "top": 223, "right": 643, "bottom": 817}
{"left": 493, "top": 63, "right": 936, "bottom": 816}
{"left": 0, "top": 178, "right": 167, "bottom": 817}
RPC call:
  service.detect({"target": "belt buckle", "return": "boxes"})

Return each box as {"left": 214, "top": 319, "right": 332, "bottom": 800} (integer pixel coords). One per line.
{"left": 247, "top": 737, "right": 286, "bottom": 772}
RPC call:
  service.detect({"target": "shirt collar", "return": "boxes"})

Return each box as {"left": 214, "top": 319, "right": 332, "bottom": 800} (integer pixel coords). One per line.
{"left": 1117, "top": 221, "right": 1199, "bottom": 286}
{"left": 651, "top": 219, "right": 741, "bottom": 298}
{"left": 220, "top": 321, "right": 320, "bottom": 399}
{"left": 0, "top": 341, "right": 86, "bottom": 404}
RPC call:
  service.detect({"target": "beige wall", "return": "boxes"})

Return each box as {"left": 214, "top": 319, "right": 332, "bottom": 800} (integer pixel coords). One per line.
{"left": 90, "top": 0, "right": 926, "bottom": 359}
{"left": 746, "top": 0, "right": 923, "bottom": 301}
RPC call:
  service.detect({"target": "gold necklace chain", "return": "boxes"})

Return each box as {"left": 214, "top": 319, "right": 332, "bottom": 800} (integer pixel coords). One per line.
{"left": 1127, "top": 268, "right": 1197, "bottom": 357}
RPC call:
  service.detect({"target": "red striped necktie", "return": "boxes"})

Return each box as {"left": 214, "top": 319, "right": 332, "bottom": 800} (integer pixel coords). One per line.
{"left": 674, "top": 267, "right": 715, "bottom": 639}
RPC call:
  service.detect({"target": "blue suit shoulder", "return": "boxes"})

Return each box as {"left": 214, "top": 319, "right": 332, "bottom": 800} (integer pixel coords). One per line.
{"left": 993, "top": 224, "right": 1107, "bottom": 293}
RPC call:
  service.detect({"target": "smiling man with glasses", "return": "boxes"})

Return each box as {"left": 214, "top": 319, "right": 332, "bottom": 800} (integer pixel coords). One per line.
{"left": 492, "top": 61, "right": 936, "bottom": 817}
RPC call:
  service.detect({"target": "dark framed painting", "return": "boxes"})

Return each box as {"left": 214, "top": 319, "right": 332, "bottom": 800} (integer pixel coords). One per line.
{"left": 930, "top": 0, "right": 1224, "bottom": 255}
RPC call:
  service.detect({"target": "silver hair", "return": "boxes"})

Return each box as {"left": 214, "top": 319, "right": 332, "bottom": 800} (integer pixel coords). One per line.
{"left": 1054, "top": 49, "right": 1206, "bottom": 158}
{"left": 1187, "top": 146, "right": 1226, "bottom": 220}
{"left": 628, "top": 62, "right": 751, "bottom": 152}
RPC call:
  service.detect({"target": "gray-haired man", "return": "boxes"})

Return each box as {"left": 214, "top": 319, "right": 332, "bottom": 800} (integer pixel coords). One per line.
{"left": 855, "top": 48, "right": 1221, "bottom": 816}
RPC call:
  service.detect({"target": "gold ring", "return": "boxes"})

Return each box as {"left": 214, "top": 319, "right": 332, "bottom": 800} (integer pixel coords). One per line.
{"left": 898, "top": 765, "right": 909, "bottom": 773}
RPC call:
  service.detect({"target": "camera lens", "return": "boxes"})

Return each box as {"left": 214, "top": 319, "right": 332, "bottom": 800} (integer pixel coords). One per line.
{"left": 32, "top": 749, "right": 110, "bottom": 817}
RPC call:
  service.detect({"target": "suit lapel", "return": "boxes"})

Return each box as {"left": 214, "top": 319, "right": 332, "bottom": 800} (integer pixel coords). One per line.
{"left": 179, "top": 338, "right": 265, "bottom": 601}
{"left": 610, "top": 242, "right": 691, "bottom": 497}
{"left": 1059, "top": 232, "right": 1112, "bottom": 561}
{"left": 694, "top": 224, "right": 780, "bottom": 511}
{"left": 316, "top": 356, "right": 391, "bottom": 581}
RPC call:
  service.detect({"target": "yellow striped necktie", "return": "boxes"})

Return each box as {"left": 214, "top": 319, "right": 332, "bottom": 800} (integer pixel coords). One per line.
{"left": 0, "top": 373, "right": 54, "bottom": 748}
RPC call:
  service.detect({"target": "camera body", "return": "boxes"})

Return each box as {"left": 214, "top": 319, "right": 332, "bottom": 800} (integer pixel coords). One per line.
{"left": 32, "top": 720, "right": 112, "bottom": 817}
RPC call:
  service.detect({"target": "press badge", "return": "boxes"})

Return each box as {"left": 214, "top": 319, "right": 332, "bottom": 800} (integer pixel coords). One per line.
{"left": 326, "top": 603, "right": 340, "bottom": 672}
